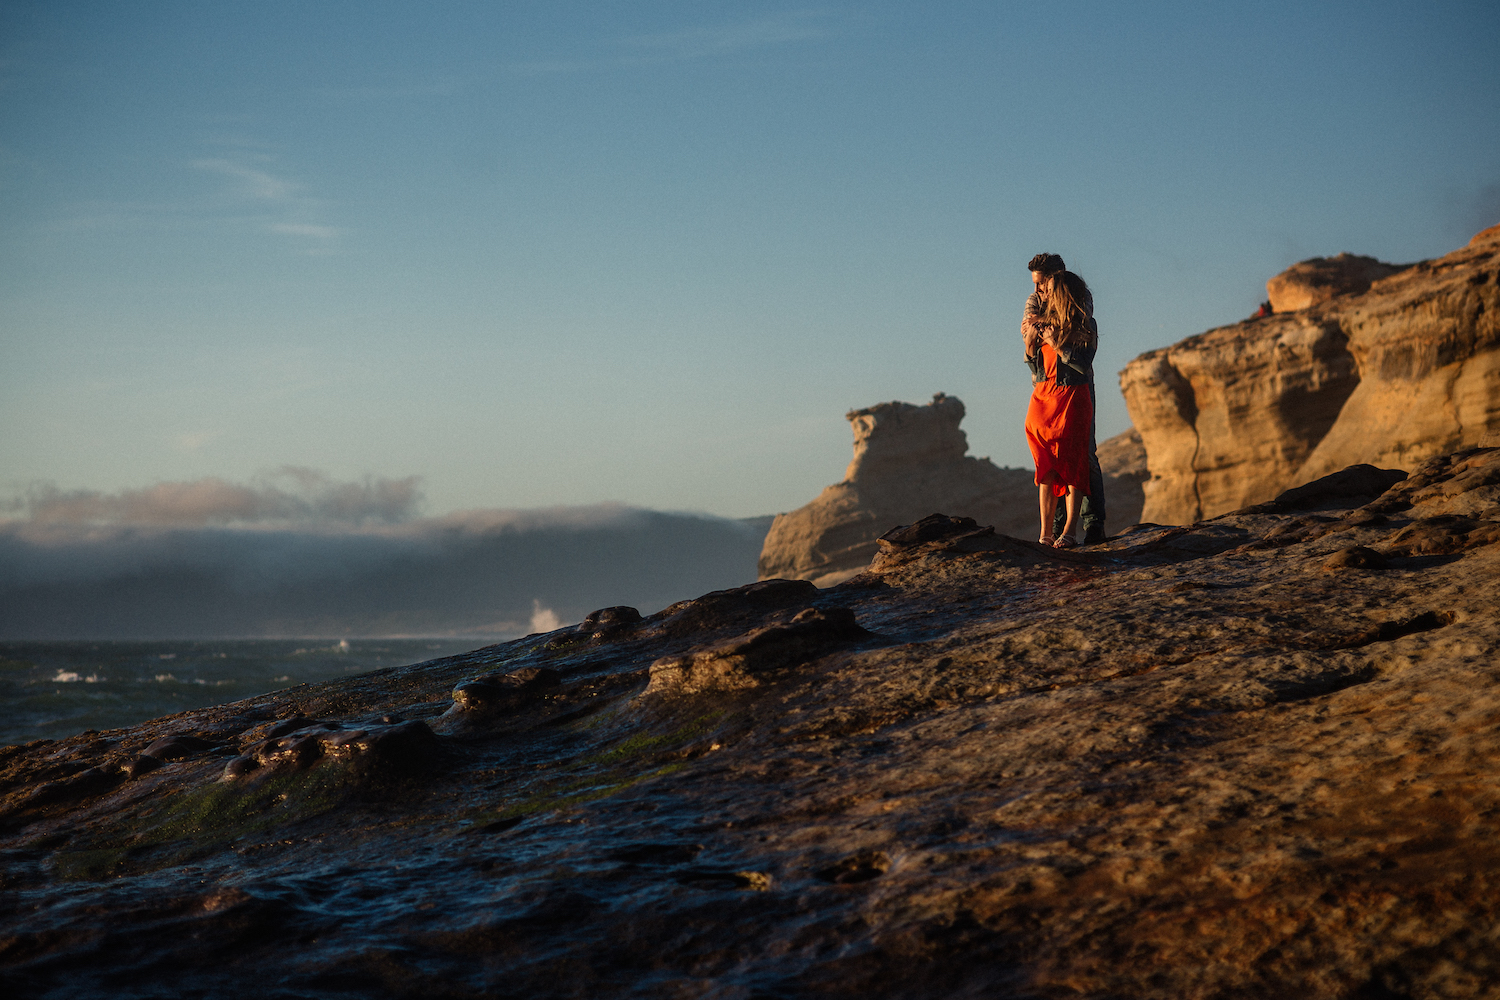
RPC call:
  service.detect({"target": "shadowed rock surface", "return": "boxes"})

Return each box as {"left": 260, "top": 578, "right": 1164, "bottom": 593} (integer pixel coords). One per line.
{"left": 1121, "top": 225, "right": 1500, "bottom": 525}
{"left": 758, "top": 394, "right": 1146, "bottom": 586}
{"left": 4, "top": 447, "right": 1500, "bottom": 998}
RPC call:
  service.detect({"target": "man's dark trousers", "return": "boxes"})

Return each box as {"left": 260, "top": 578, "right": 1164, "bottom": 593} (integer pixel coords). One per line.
{"left": 1054, "top": 385, "right": 1106, "bottom": 543}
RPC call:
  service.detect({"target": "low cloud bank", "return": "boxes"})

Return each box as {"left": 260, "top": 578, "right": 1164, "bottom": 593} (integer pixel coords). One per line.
{"left": 0, "top": 476, "right": 769, "bottom": 639}
{"left": 12, "top": 468, "right": 424, "bottom": 527}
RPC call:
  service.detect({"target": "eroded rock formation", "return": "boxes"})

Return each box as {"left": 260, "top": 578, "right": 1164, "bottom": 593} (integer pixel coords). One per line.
{"left": 1122, "top": 225, "right": 1500, "bottom": 524}
{"left": 5, "top": 446, "right": 1500, "bottom": 997}
{"left": 757, "top": 394, "right": 1145, "bottom": 585}
{"left": 1266, "top": 252, "right": 1409, "bottom": 312}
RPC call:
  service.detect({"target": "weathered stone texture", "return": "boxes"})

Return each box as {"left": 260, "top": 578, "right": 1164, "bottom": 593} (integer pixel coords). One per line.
{"left": 1123, "top": 225, "right": 1500, "bottom": 524}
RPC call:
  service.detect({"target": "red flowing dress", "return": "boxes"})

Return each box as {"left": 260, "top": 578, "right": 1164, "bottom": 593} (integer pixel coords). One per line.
{"left": 1025, "top": 343, "right": 1094, "bottom": 498}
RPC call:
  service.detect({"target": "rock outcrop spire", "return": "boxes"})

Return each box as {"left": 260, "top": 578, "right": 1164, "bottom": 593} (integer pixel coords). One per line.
{"left": 757, "top": 393, "right": 1144, "bottom": 585}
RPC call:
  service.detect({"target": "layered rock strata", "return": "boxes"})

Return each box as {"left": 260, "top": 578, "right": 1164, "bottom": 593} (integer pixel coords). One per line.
{"left": 1122, "top": 225, "right": 1500, "bottom": 524}
{"left": 5, "top": 447, "right": 1500, "bottom": 997}
{"left": 757, "top": 394, "right": 1144, "bottom": 586}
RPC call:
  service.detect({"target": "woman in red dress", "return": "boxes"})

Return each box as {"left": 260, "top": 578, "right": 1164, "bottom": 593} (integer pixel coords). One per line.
{"left": 1022, "top": 259, "right": 1097, "bottom": 548}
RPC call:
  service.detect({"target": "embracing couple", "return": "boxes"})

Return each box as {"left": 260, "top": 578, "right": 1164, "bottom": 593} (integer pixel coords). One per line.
{"left": 1020, "top": 252, "right": 1105, "bottom": 549}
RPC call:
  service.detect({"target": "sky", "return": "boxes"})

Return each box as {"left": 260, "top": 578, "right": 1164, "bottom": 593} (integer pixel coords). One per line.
{"left": 3, "top": 1, "right": 1499, "bottom": 522}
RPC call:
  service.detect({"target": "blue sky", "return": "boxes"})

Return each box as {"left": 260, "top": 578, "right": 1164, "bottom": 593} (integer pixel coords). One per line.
{"left": 3, "top": 1, "right": 1498, "bottom": 519}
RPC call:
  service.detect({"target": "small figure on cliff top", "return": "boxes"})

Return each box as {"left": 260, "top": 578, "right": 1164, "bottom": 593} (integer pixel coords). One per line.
{"left": 1252, "top": 300, "right": 1274, "bottom": 319}
{"left": 1022, "top": 253, "right": 1104, "bottom": 547}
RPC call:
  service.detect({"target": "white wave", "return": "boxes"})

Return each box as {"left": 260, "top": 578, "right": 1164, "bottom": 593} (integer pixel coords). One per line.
{"left": 51, "top": 670, "right": 104, "bottom": 683}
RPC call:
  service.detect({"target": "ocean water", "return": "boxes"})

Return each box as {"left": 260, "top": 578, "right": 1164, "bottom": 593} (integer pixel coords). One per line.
{"left": 0, "top": 638, "right": 485, "bottom": 748}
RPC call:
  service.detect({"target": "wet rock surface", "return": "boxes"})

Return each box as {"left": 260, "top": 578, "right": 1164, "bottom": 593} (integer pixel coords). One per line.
{"left": 4, "top": 449, "right": 1500, "bottom": 998}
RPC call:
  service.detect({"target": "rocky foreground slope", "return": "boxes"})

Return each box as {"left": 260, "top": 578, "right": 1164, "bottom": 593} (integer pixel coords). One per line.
{"left": 4, "top": 446, "right": 1500, "bottom": 999}
{"left": 1122, "top": 224, "right": 1500, "bottom": 525}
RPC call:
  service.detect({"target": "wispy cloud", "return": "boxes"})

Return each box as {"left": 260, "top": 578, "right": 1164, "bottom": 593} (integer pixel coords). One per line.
{"left": 42, "top": 144, "right": 339, "bottom": 253}
{"left": 189, "top": 153, "right": 340, "bottom": 251}
{"left": 509, "top": 11, "right": 829, "bottom": 75}
{"left": 618, "top": 12, "right": 829, "bottom": 60}
{"left": 190, "top": 157, "right": 299, "bottom": 201}
{"left": 316, "top": 78, "right": 463, "bottom": 102}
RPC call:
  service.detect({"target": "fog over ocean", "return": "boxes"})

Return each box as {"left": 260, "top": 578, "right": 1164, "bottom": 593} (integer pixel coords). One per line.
{"left": 0, "top": 506, "right": 768, "bottom": 639}
{"left": 0, "top": 471, "right": 771, "bottom": 743}
{"left": 0, "top": 469, "right": 770, "bottom": 639}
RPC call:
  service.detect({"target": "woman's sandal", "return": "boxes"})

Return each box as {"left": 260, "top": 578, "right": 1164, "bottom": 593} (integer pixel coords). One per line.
{"left": 1039, "top": 534, "right": 1056, "bottom": 547}
{"left": 1053, "top": 535, "right": 1078, "bottom": 549}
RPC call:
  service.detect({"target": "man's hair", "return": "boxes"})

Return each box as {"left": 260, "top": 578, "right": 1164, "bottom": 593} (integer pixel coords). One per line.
{"left": 1028, "top": 252, "right": 1066, "bottom": 276}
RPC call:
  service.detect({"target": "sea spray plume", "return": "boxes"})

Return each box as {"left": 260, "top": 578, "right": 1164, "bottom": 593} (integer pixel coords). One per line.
{"left": 529, "top": 600, "right": 565, "bottom": 634}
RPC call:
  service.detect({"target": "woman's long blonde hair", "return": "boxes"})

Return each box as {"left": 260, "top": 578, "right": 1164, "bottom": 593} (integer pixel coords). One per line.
{"left": 1040, "top": 271, "right": 1093, "bottom": 348}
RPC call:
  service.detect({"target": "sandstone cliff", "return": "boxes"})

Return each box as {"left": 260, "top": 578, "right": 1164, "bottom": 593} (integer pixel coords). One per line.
{"left": 6, "top": 447, "right": 1500, "bottom": 997}
{"left": 1122, "top": 225, "right": 1500, "bottom": 524}
{"left": 756, "top": 394, "right": 1144, "bottom": 586}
